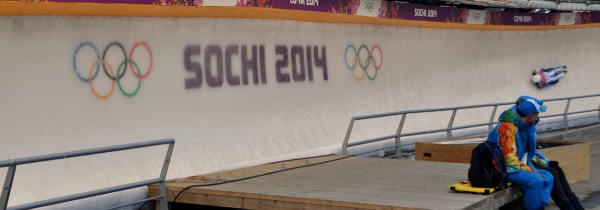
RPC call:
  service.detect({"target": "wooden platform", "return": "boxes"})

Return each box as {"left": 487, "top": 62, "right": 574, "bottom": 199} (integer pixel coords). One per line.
{"left": 148, "top": 155, "right": 522, "bottom": 209}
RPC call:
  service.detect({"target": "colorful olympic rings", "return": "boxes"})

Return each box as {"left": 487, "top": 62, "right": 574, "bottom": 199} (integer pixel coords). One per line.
{"left": 344, "top": 44, "right": 383, "bottom": 81}
{"left": 73, "top": 41, "right": 152, "bottom": 100}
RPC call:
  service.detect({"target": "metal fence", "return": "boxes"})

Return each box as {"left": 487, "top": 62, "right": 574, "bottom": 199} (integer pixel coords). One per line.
{"left": 0, "top": 138, "right": 175, "bottom": 210}
{"left": 341, "top": 94, "right": 600, "bottom": 156}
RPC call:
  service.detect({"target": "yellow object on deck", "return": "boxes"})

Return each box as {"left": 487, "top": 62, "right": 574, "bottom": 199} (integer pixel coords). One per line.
{"left": 449, "top": 181, "right": 512, "bottom": 195}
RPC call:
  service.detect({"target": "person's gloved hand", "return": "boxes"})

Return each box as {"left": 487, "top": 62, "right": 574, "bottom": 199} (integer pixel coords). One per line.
{"left": 549, "top": 160, "right": 559, "bottom": 168}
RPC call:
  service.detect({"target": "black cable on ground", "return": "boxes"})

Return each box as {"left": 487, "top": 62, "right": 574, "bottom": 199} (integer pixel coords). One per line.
{"left": 169, "top": 146, "right": 398, "bottom": 210}
{"left": 170, "top": 155, "right": 351, "bottom": 209}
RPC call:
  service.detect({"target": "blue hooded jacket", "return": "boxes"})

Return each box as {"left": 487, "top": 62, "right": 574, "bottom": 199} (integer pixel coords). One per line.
{"left": 487, "top": 106, "right": 540, "bottom": 173}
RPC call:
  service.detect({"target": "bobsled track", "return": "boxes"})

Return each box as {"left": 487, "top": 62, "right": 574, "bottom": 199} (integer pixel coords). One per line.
{"left": 1, "top": 1, "right": 600, "bottom": 209}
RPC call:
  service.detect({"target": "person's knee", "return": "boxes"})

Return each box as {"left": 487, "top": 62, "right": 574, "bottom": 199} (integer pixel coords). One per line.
{"left": 523, "top": 178, "right": 543, "bottom": 190}
{"left": 546, "top": 174, "right": 554, "bottom": 184}
{"left": 552, "top": 165, "right": 566, "bottom": 177}
{"left": 509, "top": 171, "right": 541, "bottom": 188}
{"left": 540, "top": 170, "right": 554, "bottom": 182}
{"left": 546, "top": 167, "right": 558, "bottom": 175}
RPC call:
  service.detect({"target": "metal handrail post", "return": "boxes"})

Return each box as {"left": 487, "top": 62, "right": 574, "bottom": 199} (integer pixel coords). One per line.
{"left": 447, "top": 109, "right": 457, "bottom": 139}
{"left": 1, "top": 166, "right": 16, "bottom": 210}
{"left": 394, "top": 114, "right": 407, "bottom": 157}
{"left": 564, "top": 99, "right": 571, "bottom": 131}
{"left": 489, "top": 105, "right": 497, "bottom": 132}
{"left": 158, "top": 143, "right": 174, "bottom": 210}
{"left": 597, "top": 102, "right": 600, "bottom": 123}
{"left": 342, "top": 118, "right": 356, "bottom": 156}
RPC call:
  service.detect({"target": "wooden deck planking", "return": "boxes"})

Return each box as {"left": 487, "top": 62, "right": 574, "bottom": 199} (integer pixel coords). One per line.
{"left": 150, "top": 155, "right": 518, "bottom": 209}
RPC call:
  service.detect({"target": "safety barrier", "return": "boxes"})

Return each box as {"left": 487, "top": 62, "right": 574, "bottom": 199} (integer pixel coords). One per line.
{"left": 0, "top": 138, "right": 175, "bottom": 210}
{"left": 341, "top": 94, "right": 600, "bottom": 156}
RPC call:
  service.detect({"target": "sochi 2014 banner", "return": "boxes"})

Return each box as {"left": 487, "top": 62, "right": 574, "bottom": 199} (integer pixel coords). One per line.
{"left": 154, "top": 0, "right": 271, "bottom": 6}
{"left": 272, "top": 0, "right": 333, "bottom": 12}
{"left": 500, "top": 12, "right": 549, "bottom": 25}
{"left": 399, "top": 3, "right": 452, "bottom": 22}
{"left": 25, "top": 0, "right": 600, "bottom": 25}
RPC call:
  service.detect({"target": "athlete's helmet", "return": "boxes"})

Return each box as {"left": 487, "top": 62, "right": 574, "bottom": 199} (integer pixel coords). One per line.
{"left": 532, "top": 74, "right": 542, "bottom": 83}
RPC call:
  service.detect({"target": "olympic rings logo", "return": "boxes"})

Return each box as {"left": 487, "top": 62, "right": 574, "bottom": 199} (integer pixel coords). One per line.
{"left": 344, "top": 44, "right": 382, "bottom": 81}
{"left": 73, "top": 41, "right": 153, "bottom": 100}
{"left": 472, "top": 12, "right": 481, "bottom": 21}
{"left": 364, "top": 1, "right": 375, "bottom": 12}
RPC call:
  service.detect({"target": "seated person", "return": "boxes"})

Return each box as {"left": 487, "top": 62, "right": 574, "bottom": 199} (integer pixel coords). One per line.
{"left": 488, "top": 96, "right": 554, "bottom": 210}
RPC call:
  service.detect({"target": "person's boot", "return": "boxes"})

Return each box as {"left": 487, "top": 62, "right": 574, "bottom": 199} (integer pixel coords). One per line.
{"left": 567, "top": 192, "right": 585, "bottom": 210}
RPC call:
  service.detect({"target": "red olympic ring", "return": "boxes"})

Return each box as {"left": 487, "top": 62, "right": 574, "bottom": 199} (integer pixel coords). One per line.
{"left": 129, "top": 42, "right": 153, "bottom": 79}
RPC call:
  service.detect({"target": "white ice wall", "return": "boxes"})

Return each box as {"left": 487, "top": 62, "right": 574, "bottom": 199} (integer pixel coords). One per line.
{"left": 1, "top": 16, "right": 600, "bottom": 206}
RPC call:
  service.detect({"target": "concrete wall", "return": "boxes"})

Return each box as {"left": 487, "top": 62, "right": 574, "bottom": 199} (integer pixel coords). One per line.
{"left": 1, "top": 15, "right": 600, "bottom": 205}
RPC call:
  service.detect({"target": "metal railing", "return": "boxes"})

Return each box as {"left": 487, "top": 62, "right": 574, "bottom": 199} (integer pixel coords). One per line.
{"left": 0, "top": 138, "right": 175, "bottom": 210}
{"left": 341, "top": 94, "right": 600, "bottom": 156}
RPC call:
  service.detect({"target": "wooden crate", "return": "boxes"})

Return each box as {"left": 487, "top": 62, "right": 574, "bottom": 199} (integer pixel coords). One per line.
{"left": 415, "top": 137, "right": 590, "bottom": 183}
